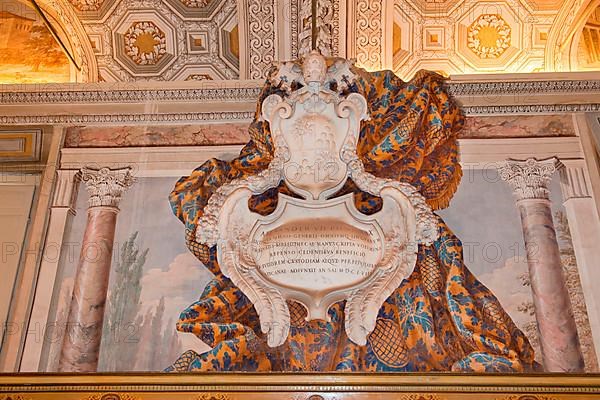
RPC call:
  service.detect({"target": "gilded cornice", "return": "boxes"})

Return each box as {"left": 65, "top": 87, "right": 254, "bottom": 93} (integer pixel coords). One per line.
{"left": 0, "top": 373, "right": 600, "bottom": 399}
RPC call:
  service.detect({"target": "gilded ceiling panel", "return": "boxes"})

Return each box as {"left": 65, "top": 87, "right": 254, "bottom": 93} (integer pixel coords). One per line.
{"left": 2, "top": 0, "right": 597, "bottom": 82}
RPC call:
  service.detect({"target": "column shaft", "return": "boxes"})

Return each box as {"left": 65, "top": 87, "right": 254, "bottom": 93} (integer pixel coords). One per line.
{"left": 58, "top": 167, "right": 133, "bottom": 372}
{"left": 58, "top": 208, "right": 117, "bottom": 372}
{"left": 518, "top": 198, "right": 583, "bottom": 371}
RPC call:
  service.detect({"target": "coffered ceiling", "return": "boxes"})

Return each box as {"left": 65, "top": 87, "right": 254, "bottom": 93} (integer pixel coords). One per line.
{"left": 1, "top": 0, "right": 599, "bottom": 83}
{"left": 69, "top": 0, "right": 239, "bottom": 81}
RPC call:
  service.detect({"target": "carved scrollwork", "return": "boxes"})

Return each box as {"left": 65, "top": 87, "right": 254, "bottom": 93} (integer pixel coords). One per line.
{"left": 355, "top": 0, "right": 384, "bottom": 70}
{"left": 197, "top": 53, "right": 438, "bottom": 347}
{"left": 497, "top": 396, "right": 558, "bottom": 400}
{"left": 82, "top": 394, "right": 142, "bottom": 400}
{"left": 195, "top": 395, "right": 232, "bottom": 400}
{"left": 247, "top": 0, "right": 276, "bottom": 79}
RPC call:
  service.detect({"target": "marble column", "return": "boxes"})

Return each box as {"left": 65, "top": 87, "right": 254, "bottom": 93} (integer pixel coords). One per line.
{"left": 58, "top": 167, "right": 134, "bottom": 372}
{"left": 499, "top": 157, "right": 584, "bottom": 372}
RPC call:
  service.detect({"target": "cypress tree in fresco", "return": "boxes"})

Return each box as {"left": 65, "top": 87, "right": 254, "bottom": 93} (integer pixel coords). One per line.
{"left": 150, "top": 296, "right": 166, "bottom": 370}
{"left": 99, "top": 232, "right": 149, "bottom": 371}
{"left": 164, "top": 317, "right": 182, "bottom": 368}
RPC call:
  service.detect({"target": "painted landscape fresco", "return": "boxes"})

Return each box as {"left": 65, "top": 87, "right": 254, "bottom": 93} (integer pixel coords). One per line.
{"left": 47, "top": 177, "right": 213, "bottom": 372}
{"left": 45, "top": 170, "right": 598, "bottom": 372}
{"left": 0, "top": 0, "right": 70, "bottom": 83}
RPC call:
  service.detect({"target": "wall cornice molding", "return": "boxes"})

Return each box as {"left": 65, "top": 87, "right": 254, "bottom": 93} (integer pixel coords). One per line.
{"left": 0, "top": 112, "right": 256, "bottom": 125}
{"left": 0, "top": 84, "right": 263, "bottom": 105}
{"left": 462, "top": 104, "right": 600, "bottom": 115}
{"left": 0, "top": 76, "right": 599, "bottom": 124}
{"left": 445, "top": 79, "right": 600, "bottom": 97}
{"left": 1, "top": 79, "right": 598, "bottom": 104}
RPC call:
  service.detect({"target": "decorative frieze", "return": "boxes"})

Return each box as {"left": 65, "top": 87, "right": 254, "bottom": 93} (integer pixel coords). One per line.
{"left": 354, "top": 0, "right": 384, "bottom": 70}
{"left": 462, "top": 104, "right": 600, "bottom": 115}
{"left": 1, "top": 107, "right": 599, "bottom": 126}
{"left": 67, "top": 0, "right": 105, "bottom": 12}
{"left": 1, "top": 79, "right": 597, "bottom": 104}
{"left": 0, "top": 79, "right": 599, "bottom": 125}
{"left": 246, "top": 0, "right": 276, "bottom": 79}
{"left": 445, "top": 79, "right": 600, "bottom": 96}
{"left": 0, "top": 112, "right": 255, "bottom": 125}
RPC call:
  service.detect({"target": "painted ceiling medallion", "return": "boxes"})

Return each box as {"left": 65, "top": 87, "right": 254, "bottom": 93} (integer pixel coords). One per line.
{"left": 467, "top": 14, "right": 512, "bottom": 59}
{"left": 178, "top": 0, "right": 211, "bottom": 7}
{"left": 67, "top": 0, "right": 105, "bottom": 12}
{"left": 124, "top": 21, "right": 167, "bottom": 66}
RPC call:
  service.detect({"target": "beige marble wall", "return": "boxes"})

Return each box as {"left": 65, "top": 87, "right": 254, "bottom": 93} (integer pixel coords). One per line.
{"left": 64, "top": 124, "right": 251, "bottom": 148}
{"left": 461, "top": 115, "right": 576, "bottom": 138}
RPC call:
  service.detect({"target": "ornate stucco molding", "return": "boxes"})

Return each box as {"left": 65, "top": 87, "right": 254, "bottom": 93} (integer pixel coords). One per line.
{"left": 2, "top": 106, "right": 599, "bottom": 126}
{"left": 0, "top": 87, "right": 263, "bottom": 104}
{"left": 243, "top": 0, "right": 276, "bottom": 79}
{"left": 36, "top": 0, "right": 98, "bottom": 83}
{"left": 545, "top": 0, "right": 590, "bottom": 71}
{"left": 462, "top": 104, "right": 600, "bottom": 115}
{"left": 297, "top": 0, "right": 340, "bottom": 57}
{"left": 445, "top": 79, "right": 600, "bottom": 96}
{"left": 497, "top": 158, "right": 559, "bottom": 201}
{"left": 0, "top": 112, "right": 255, "bottom": 125}
{"left": 289, "top": 0, "right": 300, "bottom": 58}
{"left": 354, "top": 0, "right": 384, "bottom": 70}
{"left": 0, "top": 373, "right": 599, "bottom": 395}
{"left": 81, "top": 166, "right": 135, "bottom": 208}
{"left": 0, "top": 78, "right": 599, "bottom": 124}
{"left": 1, "top": 79, "right": 597, "bottom": 104}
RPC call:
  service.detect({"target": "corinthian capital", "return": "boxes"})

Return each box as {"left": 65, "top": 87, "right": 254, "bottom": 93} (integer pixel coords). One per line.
{"left": 81, "top": 166, "right": 135, "bottom": 208}
{"left": 498, "top": 158, "right": 559, "bottom": 201}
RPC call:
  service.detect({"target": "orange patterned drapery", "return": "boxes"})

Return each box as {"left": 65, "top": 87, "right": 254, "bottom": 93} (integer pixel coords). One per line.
{"left": 166, "top": 64, "right": 536, "bottom": 372}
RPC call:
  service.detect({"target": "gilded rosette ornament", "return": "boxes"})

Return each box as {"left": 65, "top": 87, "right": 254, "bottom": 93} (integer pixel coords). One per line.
{"left": 196, "top": 51, "right": 437, "bottom": 347}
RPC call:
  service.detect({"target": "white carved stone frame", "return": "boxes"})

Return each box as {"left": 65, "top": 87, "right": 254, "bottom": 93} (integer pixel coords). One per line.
{"left": 197, "top": 56, "right": 438, "bottom": 347}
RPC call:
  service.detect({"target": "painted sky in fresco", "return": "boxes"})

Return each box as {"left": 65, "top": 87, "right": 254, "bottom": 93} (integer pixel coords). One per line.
{"left": 49, "top": 169, "right": 587, "bottom": 371}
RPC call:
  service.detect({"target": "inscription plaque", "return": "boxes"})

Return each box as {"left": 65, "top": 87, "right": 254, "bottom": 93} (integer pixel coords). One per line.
{"left": 197, "top": 52, "right": 438, "bottom": 347}
{"left": 257, "top": 220, "right": 379, "bottom": 286}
